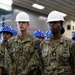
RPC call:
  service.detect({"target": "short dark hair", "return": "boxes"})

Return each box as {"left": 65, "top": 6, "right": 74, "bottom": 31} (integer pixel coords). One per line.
{"left": 60, "top": 21, "right": 64, "bottom": 26}
{"left": 60, "top": 27, "right": 65, "bottom": 34}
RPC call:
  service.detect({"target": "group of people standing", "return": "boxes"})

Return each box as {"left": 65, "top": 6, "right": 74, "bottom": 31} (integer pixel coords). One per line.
{"left": 0, "top": 10, "right": 75, "bottom": 75}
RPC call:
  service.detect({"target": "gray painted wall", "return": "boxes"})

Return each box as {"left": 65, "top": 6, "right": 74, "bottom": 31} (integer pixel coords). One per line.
{"left": 4, "top": 5, "right": 48, "bottom": 35}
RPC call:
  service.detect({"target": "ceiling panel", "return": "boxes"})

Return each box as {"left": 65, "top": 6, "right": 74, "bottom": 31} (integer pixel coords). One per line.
{"left": 13, "top": 0, "right": 75, "bottom": 20}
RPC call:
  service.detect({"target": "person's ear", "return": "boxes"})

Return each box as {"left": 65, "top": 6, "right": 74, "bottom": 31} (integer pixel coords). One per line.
{"left": 60, "top": 25, "right": 62, "bottom": 29}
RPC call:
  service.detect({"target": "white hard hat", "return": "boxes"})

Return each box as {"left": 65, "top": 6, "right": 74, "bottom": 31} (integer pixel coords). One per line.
{"left": 15, "top": 12, "right": 30, "bottom": 22}
{"left": 46, "top": 11, "right": 64, "bottom": 23}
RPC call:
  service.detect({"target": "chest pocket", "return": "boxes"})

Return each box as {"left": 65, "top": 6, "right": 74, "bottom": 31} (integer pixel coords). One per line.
{"left": 57, "top": 42, "right": 70, "bottom": 64}
{"left": 58, "top": 46, "right": 70, "bottom": 57}
{"left": 42, "top": 40, "right": 70, "bottom": 65}
{"left": 11, "top": 41, "right": 35, "bottom": 62}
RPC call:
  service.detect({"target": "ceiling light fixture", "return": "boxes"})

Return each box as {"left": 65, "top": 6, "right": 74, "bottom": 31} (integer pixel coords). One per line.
{"left": 32, "top": 3, "right": 44, "bottom": 10}
{"left": 39, "top": 16, "right": 47, "bottom": 20}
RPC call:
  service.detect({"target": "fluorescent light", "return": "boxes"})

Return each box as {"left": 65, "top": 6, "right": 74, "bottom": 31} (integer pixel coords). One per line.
{"left": 39, "top": 16, "right": 47, "bottom": 20}
{"left": 14, "top": 9, "right": 21, "bottom": 12}
{"left": 32, "top": 3, "right": 44, "bottom": 10}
